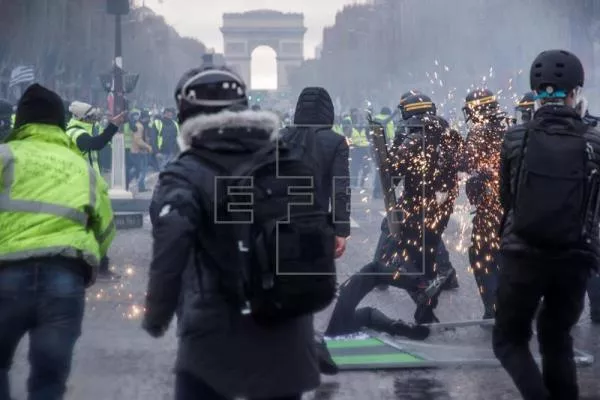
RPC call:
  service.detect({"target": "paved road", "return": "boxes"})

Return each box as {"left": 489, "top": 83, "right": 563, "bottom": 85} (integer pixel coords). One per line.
{"left": 9, "top": 191, "right": 600, "bottom": 400}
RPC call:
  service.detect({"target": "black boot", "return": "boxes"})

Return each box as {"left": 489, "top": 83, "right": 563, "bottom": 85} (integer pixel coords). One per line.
{"left": 315, "top": 336, "right": 339, "bottom": 375}
{"left": 412, "top": 275, "right": 445, "bottom": 324}
{"left": 436, "top": 241, "right": 459, "bottom": 290}
{"left": 97, "top": 256, "right": 121, "bottom": 282}
{"left": 356, "top": 307, "right": 430, "bottom": 340}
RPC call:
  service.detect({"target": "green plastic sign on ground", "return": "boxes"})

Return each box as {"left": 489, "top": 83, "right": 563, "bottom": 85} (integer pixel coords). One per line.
{"left": 325, "top": 336, "right": 425, "bottom": 370}
{"left": 325, "top": 327, "right": 595, "bottom": 371}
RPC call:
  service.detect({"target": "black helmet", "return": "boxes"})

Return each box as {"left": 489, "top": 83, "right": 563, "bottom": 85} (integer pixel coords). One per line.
{"left": 380, "top": 106, "right": 392, "bottom": 115}
{"left": 174, "top": 63, "right": 248, "bottom": 124}
{"left": 530, "top": 50, "right": 584, "bottom": 95}
{"left": 400, "top": 93, "right": 436, "bottom": 120}
{"left": 398, "top": 89, "right": 422, "bottom": 110}
{"left": 463, "top": 88, "right": 500, "bottom": 123}
{"left": 515, "top": 91, "right": 535, "bottom": 123}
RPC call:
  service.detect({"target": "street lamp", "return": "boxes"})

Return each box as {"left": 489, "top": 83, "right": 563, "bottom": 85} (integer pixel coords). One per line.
{"left": 105, "top": 0, "right": 138, "bottom": 200}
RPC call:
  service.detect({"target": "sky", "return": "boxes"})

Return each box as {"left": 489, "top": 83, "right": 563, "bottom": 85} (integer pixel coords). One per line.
{"left": 142, "top": 0, "right": 368, "bottom": 89}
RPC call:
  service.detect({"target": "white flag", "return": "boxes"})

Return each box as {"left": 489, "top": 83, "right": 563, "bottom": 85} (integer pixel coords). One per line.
{"left": 9, "top": 65, "right": 35, "bottom": 88}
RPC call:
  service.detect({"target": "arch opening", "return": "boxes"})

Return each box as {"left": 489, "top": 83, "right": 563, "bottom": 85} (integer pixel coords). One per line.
{"left": 251, "top": 45, "right": 278, "bottom": 90}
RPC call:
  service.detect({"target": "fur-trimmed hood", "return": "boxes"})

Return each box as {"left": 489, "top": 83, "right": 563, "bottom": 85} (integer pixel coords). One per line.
{"left": 178, "top": 109, "right": 281, "bottom": 151}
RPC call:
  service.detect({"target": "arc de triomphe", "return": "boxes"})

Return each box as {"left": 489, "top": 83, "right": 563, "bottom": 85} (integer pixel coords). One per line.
{"left": 221, "top": 10, "right": 306, "bottom": 89}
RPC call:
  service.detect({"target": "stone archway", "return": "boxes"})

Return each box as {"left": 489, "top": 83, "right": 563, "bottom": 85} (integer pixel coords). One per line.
{"left": 221, "top": 10, "right": 306, "bottom": 90}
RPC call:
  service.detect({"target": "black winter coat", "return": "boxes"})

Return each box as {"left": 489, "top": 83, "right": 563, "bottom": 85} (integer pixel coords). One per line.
{"left": 293, "top": 87, "right": 351, "bottom": 237}
{"left": 500, "top": 105, "right": 600, "bottom": 269}
{"left": 144, "top": 109, "right": 320, "bottom": 398}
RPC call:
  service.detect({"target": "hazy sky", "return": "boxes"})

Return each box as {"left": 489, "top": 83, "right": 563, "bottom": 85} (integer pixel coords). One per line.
{"left": 142, "top": 0, "right": 368, "bottom": 88}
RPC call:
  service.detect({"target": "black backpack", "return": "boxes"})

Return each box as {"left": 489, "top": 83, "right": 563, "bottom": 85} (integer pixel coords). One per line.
{"left": 513, "top": 118, "right": 600, "bottom": 247}
{"left": 190, "top": 138, "right": 336, "bottom": 326}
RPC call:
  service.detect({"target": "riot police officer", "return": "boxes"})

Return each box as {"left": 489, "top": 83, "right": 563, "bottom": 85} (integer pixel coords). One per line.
{"left": 461, "top": 88, "right": 507, "bottom": 319}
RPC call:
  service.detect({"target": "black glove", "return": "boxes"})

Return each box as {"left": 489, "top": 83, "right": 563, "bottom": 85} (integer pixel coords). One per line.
{"left": 142, "top": 317, "right": 168, "bottom": 338}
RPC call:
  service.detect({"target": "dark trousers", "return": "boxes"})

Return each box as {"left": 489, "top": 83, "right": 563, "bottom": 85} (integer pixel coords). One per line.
{"left": 0, "top": 260, "right": 85, "bottom": 400}
{"left": 125, "top": 149, "right": 133, "bottom": 190}
{"left": 374, "top": 215, "right": 446, "bottom": 280}
{"left": 470, "top": 207, "right": 502, "bottom": 317}
{"left": 349, "top": 147, "right": 370, "bottom": 188}
{"left": 175, "top": 371, "right": 302, "bottom": 400}
{"left": 588, "top": 272, "right": 600, "bottom": 321}
{"left": 492, "top": 252, "right": 590, "bottom": 400}
{"left": 325, "top": 261, "right": 428, "bottom": 336}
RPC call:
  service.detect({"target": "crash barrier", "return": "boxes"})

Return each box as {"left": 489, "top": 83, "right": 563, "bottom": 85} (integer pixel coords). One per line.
{"left": 325, "top": 321, "right": 594, "bottom": 370}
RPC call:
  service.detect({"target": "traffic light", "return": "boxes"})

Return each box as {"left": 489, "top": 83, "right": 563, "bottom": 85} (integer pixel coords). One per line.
{"left": 107, "top": 0, "right": 130, "bottom": 15}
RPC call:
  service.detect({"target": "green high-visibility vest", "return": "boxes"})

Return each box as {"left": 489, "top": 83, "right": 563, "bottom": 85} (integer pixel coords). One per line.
{"left": 67, "top": 119, "right": 101, "bottom": 175}
{"left": 0, "top": 123, "right": 115, "bottom": 281}
{"left": 374, "top": 114, "right": 395, "bottom": 143}
{"left": 154, "top": 119, "right": 180, "bottom": 151}
{"left": 350, "top": 128, "right": 369, "bottom": 147}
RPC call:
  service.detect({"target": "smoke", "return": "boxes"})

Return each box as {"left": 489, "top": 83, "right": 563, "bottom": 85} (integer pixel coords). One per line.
{"left": 292, "top": 0, "right": 598, "bottom": 118}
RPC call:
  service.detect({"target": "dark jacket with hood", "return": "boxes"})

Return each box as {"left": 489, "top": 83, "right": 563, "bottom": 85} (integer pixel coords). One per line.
{"left": 144, "top": 108, "right": 320, "bottom": 398}
{"left": 500, "top": 105, "right": 600, "bottom": 269}
{"left": 292, "top": 87, "right": 351, "bottom": 238}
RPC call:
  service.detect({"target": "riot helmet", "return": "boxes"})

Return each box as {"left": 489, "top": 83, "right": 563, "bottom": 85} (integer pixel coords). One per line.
{"left": 462, "top": 88, "right": 501, "bottom": 124}
{"left": 400, "top": 93, "right": 436, "bottom": 121}
{"left": 515, "top": 92, "right": 535, "bottom": 124}
{"left": 174, "top": 62, "right": 248, "bottom": 124}
{"left": 398, "top": 89, "right": 423, "bottom": 116}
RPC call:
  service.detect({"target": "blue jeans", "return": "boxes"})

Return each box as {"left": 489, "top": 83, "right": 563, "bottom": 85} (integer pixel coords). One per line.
{"left": 134, "top": 153, "right": 148, "bottom": 191}
{"left": 159, "top": 152, "right": 178, "bottom": 171}
{"left": 0, "top": 259, "right": 85, "bottom": 400}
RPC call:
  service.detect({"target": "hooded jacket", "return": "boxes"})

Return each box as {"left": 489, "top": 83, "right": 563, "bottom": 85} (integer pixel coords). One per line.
{"left": 293, "top": 87, "right": 351, "bottom": 237}
{"left": 145, "top": 108, "right": 320, "bottom": 399}
{"left": 500, "top": 105, "right": 600, "bottom": 268}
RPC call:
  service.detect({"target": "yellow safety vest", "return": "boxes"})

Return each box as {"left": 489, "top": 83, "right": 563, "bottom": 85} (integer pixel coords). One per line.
{"left": 67, "top": 119, "right": 101, "bottom": 175}
{"left": 0, "top": 123, "right": 115, "bottom": 284}
{"left": 154, "top": 119, "right": 180, "bottom": 150}
{"left": 350, "top": 128, "right": 369, "bottom": 147}
{"left": 374, "top": 114, "right": 395, "bottom": 143}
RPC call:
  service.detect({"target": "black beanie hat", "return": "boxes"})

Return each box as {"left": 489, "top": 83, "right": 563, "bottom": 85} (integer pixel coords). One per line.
{"left": 14, "top": 84, "right": 66, "bottom": 131}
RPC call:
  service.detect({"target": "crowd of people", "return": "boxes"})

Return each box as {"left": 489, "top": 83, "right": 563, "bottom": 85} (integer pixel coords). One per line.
{"left": 0, "top": 48, "right": 599, "bottom": 400}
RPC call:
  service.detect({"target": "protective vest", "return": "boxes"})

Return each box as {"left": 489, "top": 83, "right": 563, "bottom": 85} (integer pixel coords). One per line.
{"left": 67, "top": 119, "right": 101, "bottom": 175}
{"left": 0, "top": 123, "right": 115, "bottom": 284}
{"left": 374, "top": 114, "right": 395, "bottom": 143}
{"left": 123, "top": 108, "right": 141, "bottom": 150}
{"left": 154, "top": 118, "right": 179, "bottom": 150}
{"left": 350, "top": 128, "right": 369, "bottom": 147}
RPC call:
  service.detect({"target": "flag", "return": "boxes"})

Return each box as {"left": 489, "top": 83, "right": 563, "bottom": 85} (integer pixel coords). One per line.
{"left": 9, "top": 65, "right": 35, "bottom": 88}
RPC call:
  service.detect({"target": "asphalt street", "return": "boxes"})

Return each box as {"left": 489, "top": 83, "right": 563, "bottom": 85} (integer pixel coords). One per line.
{"left": 8, "top": 189, "right": 600, "bottom": 400}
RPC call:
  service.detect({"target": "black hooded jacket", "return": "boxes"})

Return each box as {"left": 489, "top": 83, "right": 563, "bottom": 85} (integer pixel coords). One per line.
{"left": 293, "top": 87, "right": 351, "bottom": 237}
{"left": 145, "top": 108, "right": 319, "bottom": 398}
{"left": 500, "top": 105, "right": 600, "bottom": 268}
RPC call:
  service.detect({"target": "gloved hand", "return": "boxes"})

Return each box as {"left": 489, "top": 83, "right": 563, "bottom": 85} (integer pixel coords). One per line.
{"left": 142, "top": 318, "right": 168, "bottom": 338}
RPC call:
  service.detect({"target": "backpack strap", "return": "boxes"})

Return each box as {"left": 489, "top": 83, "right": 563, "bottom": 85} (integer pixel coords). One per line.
{"left": 512, "top": 120, "right": 537, "bottom": 206}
